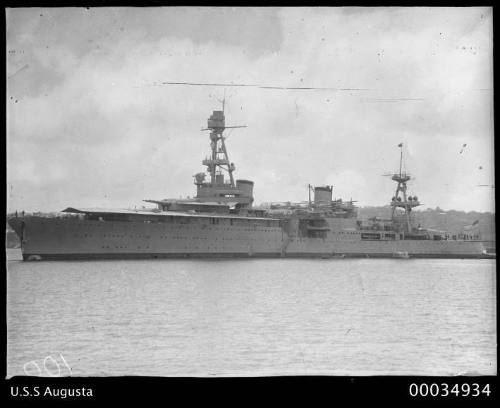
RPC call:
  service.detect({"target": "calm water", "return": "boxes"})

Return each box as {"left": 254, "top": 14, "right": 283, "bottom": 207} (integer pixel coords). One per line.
{"left": 6, "top": 248, "right": 496, "bottom": 377}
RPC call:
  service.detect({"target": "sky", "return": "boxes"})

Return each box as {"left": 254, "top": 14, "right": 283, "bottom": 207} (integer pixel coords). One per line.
{"left": 6, "top": 7, "right": 494, "bottom": 213}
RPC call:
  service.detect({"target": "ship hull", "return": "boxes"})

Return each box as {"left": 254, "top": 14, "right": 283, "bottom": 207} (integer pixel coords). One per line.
{"left": 8, "top": 216, "right": 490, "bottom": 261}
{"left": 19, "top": 252, "right": 488, "bottom": 261}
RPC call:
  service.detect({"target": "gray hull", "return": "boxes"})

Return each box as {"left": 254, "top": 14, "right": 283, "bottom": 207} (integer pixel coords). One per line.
{"left": 8, "top": 216, "right": 489, "bottom": 261}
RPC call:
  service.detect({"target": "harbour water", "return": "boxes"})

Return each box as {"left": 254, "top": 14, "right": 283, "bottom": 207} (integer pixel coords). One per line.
{"left": 6, "top": 248, "right": 496, "bottom": 377}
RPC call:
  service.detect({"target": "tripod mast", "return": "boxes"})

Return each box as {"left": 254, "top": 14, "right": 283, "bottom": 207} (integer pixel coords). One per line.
{"left": 389, "top": 143, "right": 420, "bottom": 233}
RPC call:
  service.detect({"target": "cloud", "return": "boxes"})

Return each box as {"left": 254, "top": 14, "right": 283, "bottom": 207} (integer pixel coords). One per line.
{"left": 6, "top": 7, "right": 494, "bottom": 212}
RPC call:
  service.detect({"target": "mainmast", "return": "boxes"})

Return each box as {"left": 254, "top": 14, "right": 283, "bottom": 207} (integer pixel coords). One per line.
{"left": 388, "top": 143, "right": 420, "bottom": 233}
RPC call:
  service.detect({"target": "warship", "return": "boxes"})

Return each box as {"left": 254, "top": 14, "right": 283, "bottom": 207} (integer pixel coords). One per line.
{"left": 8, "top": 107, "right": 492, "bottom": 261}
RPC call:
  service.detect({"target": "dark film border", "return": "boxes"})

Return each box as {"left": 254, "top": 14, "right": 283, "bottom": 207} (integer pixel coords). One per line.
{"left": 3, "top": 376, "right": 498, "bottom": 405}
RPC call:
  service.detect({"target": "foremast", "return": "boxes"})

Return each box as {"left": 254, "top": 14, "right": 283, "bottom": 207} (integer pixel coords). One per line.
{"left": 193, "top": 103, "right": 254, "bottom": 209}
